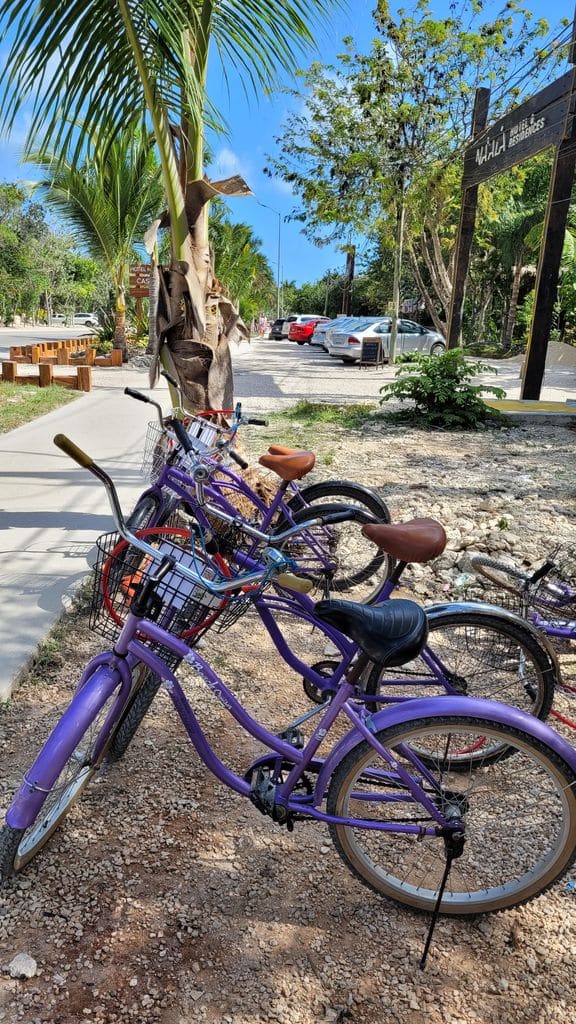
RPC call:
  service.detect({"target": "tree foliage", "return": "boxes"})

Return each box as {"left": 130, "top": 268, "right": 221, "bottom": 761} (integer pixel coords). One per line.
{"left": 269, "top": 1, "right": 567, "bottom": 339}
{"left": 0, "top": 184, "right": 104, "bottom": 324}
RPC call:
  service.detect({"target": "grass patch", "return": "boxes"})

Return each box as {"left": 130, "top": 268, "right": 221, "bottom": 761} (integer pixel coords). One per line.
{"left": 275, "top": 399, "right": 376, "bottom": 430}
{"left": 0, "top": 382, "right": 80, "bottom": 433}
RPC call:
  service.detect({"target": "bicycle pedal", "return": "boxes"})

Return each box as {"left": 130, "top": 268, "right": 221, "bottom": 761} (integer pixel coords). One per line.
{"left": 277, "top": 726, "right": 305, "bottom": 749}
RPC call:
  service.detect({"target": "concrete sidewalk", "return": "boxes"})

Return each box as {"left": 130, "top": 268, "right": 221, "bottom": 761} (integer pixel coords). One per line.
{"left": 0, "top": 378, "right": 167, "bottom": 698}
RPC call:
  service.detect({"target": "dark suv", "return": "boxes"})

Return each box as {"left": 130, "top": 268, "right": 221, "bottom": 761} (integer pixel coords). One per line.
{"left": 269, "top": 318, "right": 286, "bottom": 339}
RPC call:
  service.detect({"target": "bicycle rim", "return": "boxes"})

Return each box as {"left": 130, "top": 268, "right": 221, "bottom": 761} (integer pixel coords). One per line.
{"left": 328, "top": 716, "right": 576, "bottom": 914}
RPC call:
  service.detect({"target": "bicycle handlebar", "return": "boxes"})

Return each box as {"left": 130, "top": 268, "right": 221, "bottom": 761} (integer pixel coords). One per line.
{"left": 124, "top": 387, "right": 165, "bottom": 427}
{"left": 52, "top": 433, "right": 317, "bottom": 596}
{"left": 54, "top": 433, "right": 95, "bottom": 469}
{"left": 169, "top": 417, "right": 194, "bottom": 455}
{"left": 160, "top": 368, "right": 179, "bottom": 389}
{"left": 229, "top": 449, "right": 249, "bottom": 470}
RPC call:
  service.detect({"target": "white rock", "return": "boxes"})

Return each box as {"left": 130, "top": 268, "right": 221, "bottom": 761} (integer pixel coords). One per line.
{"left": 7, "top": 953, "right": 37, "bottom": 979}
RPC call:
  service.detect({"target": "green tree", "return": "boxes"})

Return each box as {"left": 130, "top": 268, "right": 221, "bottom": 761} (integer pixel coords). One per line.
{"left": 31, "top": 124, "right": 164, "bottom": 353}
{"left": 270, "top": 1, "right": 564, "bottom": 341}
{"left": 209, "top": 206, "right": 275, "bottom": 325}
{"left": 0, "top": 0, "right": 338, "bottom": 410}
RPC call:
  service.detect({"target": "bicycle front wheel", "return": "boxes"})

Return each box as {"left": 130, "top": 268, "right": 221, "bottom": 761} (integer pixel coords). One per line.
{"left": 0, "top": 670, "right": 124, "bottom": 880}
{"left": 366, "top": 610, "right": 556, "bottom": 761}
{"left": 470, "top": 554, "right": 532, "bottom": 595}
{"left": 327, "top": 715, "right": 576, "bottom": 915}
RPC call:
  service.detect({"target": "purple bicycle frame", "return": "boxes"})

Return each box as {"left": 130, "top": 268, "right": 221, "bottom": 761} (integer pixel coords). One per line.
{"left": 9, "top": 603, "right": 576, "bottom": 838}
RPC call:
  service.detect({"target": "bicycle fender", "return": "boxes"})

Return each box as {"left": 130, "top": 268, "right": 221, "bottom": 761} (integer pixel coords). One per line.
{"left": 425, "top": 600, "right": 561, "bottom": 678}
{"left": 312, "top": 695, "right": 576, "bottom": 806}
{"left": 7, "top": 665, "right": 126, "bottom": 829}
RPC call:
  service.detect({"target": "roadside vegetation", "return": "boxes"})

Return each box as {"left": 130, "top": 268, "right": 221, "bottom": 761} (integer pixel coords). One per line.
{"left": 0, "top": 382, "right": 79, "bottom": 433}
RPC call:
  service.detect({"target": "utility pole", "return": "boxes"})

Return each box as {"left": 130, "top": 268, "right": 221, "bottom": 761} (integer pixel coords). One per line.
{"left": 388, "top": 172, "right": 406, "bottom": 365}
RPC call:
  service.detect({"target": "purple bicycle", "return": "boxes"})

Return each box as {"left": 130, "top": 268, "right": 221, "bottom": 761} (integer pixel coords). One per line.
{"left": 125, "top": 385, "right": 393, "bottom": 603}
{"left": 471, "top": 551, "right": 576, "bottom": 731}
{"left": 2, "top": 434, "right": 576, "bottom": 964}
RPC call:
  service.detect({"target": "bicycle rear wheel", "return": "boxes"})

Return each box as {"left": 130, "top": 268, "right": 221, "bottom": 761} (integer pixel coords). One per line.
{"left": 274, "top": 502, "right": 392, "bottom": 602}
{"left": 365, "top": 610, "right": 556, "bottom": 764}
{"left": 327, "top": 714, "right": 576, "bottom": 914}
{"left": 290, "top": 480, "right": 391, "bottom": 525}
{"left": 0, "top": 669, "right": 124, "bottom": 881}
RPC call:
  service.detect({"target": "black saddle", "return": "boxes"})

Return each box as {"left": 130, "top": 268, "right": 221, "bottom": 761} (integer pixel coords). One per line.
{"left": 314, "top": 598, "right": 428, "bottom": 667}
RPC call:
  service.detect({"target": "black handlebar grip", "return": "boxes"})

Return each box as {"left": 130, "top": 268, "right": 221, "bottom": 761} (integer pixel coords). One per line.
{"left": 160, "top": 369, "right": 180, "bottom": 389}
{"left": 230, "top": 449, "right": 249, "bottom": 470}
{"left": 530, "top": 560, "right": 555, "bottom": 584}
{"left": 246, "top": 417, "right": 269, "bottom": 426}
{"left": 170, "top": 418, "right": 194, "bottom": 454}
{"left": 54, "top": 433, "right": 95, "bottom": 469}
{"left": 124, "top": 387, "right": 151, "bottom": 404}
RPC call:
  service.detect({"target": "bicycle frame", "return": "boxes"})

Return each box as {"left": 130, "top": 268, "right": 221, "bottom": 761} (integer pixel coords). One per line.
{"left": 10, "top": 606, "right": 576, "bottom": 836}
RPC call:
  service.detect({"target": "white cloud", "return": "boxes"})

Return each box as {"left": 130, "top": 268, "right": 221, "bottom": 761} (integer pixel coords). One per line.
{"left": 211, "top": 146, "right": 251, "bottom": 180}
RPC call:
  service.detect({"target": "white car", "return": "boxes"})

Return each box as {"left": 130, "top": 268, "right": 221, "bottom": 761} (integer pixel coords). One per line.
{"left": 326, "top": 317, "right": 446, "bottom": 363}
{"left": 280, "top": 314, "right": 322, "bottom": 338}
{"left": 73, "top": 312, "right": 99, "bottom": 327}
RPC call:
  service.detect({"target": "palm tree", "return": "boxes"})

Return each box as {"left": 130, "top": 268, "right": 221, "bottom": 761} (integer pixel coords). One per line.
{"left": 31, "top": 124, "right": 164, "bottom": 353}
{"left": 209, "top": 207, "right": 275, "bottom": 324}
{"left": 0, "top": 0, "right": 336, "bottom": 410}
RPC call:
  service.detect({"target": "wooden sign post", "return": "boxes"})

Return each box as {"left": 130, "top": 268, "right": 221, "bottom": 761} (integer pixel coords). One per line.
{"left": 448, "top": 15, "right": 576, "bottom": 400}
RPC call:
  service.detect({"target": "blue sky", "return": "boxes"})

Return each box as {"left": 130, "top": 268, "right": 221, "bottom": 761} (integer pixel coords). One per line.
{"left": 0, "top": 0, "right": 571, "bottom": 287}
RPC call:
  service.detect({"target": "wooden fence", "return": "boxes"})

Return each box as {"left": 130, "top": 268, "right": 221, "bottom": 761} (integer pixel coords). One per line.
{"left": 1, "top": 361, "right": 92, "bottom": 392}
{"left": 8, "top": 341, "right": 123, "bottom": 367}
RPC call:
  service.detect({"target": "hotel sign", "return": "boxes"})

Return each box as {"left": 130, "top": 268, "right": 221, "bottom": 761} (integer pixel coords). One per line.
{"left": 463, "top": 70, "right": 572, "bottom": 187}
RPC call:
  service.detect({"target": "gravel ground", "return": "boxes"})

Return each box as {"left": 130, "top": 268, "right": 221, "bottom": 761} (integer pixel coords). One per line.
{"left": 1, "top": 402, "right": 576, "bottom": 1024}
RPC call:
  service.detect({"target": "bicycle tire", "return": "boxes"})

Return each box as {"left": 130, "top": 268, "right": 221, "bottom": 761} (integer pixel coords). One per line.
{"left": 470, "top": 554, "right": 532, "bottom": 595}
{"left": 365, "top": 611, "right": 556, "bottom": 764}
{"left": 0, "top": 670, "right": 124, "bottom": 881}
{"left": 290, "top": 480, "right": 391, "bottom": 526}
{"left": 126, "top": 492, "right": 164, "bottom": 532}
{"left": 106, "top": 665, "right": 163, "bottom": 763}
{"left": 327, "top": 714, "right": 576, "bottom": 915}
{"left": 274, "top": 502, "right": 392, "bottom": 602}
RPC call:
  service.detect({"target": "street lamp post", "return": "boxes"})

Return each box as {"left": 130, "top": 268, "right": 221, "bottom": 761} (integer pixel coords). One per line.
{"left": 256, "top": 201, "right": 282, "bottom": 319}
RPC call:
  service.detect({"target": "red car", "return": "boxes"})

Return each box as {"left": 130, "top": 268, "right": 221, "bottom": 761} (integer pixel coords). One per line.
{"left": 287, "top": 316, "right": 330, "bottom": 345}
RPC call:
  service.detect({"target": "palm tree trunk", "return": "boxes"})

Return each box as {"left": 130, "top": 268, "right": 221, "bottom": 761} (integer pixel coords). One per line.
{"left": 501, "top": 253, "right": 523, "bottom": 353}
{"left": 146, "top": 255, "right": 159, "bottom": 355}
{"left": 113, "top": 283, "right": 127, "bottom": 355}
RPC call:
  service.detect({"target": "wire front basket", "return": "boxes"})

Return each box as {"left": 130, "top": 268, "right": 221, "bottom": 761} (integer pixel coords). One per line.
{"left": 89, "top": 527, "right": 255, "bottom": 645}
{"left": 141, "top": 415, "right": 233, "bottom": 482}
{"left": 141, "top": 422, "right": 174, "bottom": 482}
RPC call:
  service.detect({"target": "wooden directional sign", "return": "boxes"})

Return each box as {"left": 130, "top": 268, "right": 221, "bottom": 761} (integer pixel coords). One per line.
{"left": 129, "top": 263, "right": 151, "bottom": 298}
{"left": 462, "top": 71, "right": 572, "bottom": 187}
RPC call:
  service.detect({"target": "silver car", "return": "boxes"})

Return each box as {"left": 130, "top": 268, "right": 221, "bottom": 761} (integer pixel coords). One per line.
{"left": 326, "top": 317, "right": 446, "bottom": 363}
{"left": 310, "top": 316, "right": 356, "bottom": 349}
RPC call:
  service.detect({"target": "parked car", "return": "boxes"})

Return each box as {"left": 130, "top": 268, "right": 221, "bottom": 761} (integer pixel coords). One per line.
{"left": 288, "top": 315, "right": 331, "bottom": 345}
{"left": 326, "top": 317, "right": 446, "bottom": 363}
{"left": 269, "top": 318, "right": 286, "bottom": 339}
{"left": 310, "top": 316, "right": 356, "bottom": 350}
{"left": 280, "top": 314, "right": 322, "bottom": 338}
{"left": 50, "top": 313, "right": 66, "bottom": 324}
{"left": 73, "top": 312, "right": 99, "bottom": 327}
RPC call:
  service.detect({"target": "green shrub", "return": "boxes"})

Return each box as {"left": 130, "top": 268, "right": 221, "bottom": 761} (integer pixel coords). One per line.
{"left": 379, "top": 348, "right": 507, "bottom": 430}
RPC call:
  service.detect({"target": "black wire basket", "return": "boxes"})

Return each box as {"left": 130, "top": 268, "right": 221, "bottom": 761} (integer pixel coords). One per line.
{"left": 90, "top": 529, "right": 232, "bottom": 645}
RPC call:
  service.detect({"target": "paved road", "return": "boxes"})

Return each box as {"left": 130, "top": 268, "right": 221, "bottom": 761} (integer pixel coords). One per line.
{"left": 233, "top": 336, "right": 575, "bottom": 409}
